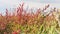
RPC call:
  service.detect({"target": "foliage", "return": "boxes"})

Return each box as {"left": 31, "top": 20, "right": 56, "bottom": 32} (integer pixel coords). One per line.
{"left": 0, "top": 3, "right": 60, "bottom": 34}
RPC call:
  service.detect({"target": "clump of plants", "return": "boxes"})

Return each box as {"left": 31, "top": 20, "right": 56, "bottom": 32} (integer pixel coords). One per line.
{"left": 0, "top": 3, "right": 60, "bottom": 34}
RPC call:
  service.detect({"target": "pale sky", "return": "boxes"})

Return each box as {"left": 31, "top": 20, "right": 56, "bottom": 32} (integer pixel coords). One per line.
{"left": 0, "top": 0, "right": 60, "bottom": 15}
